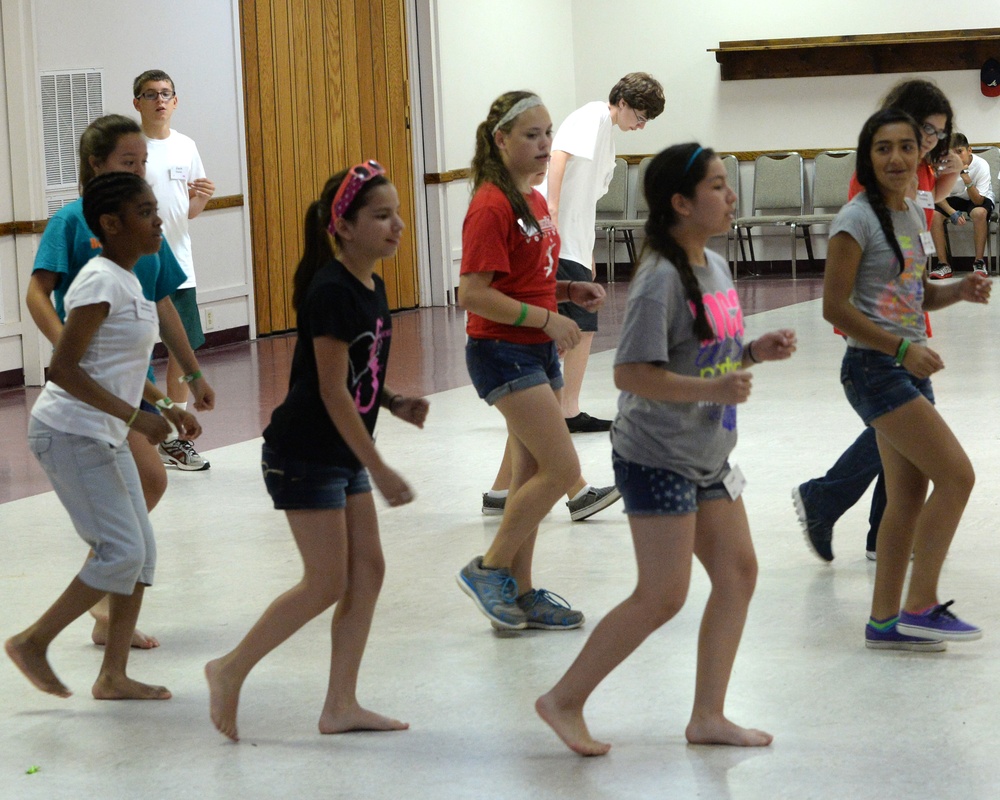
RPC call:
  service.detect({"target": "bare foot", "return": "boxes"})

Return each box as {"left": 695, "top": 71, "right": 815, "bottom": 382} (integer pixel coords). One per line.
{"left": 91, "top": 673, "right": 171, "bottom": 700}
{"left": 685, "top": 715, "right": 772, "bottom": 747}
{"left": 319, "top": 704, "right": 409, "bottom": 734}
{"left": 90, "top": 617, "right": 160, "bottom": 649}
{"left": 205, "top": 658, "right": 241, "bottom": 742}
{"left": 535, "top": 692, "right": 611, "bottom": 756}
{"left": 5, "top": 635, "right": 71, "bottom": 698}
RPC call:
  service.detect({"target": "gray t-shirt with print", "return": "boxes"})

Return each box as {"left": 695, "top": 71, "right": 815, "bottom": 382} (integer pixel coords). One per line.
{"left": 610, "top": 249, "right": 745, "bottom": 484}
{"left": 830, "top": 194, "right": 929, "bottom": 348}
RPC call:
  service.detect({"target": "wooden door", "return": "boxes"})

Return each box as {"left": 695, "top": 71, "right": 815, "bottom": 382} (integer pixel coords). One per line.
{"left": 240, "top": 0, "right": 417, "bottom": 334}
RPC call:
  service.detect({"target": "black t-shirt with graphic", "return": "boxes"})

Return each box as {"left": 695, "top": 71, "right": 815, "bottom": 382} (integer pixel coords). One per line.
{"left": 263, "top": 259, "right": 392, "bottom": 468}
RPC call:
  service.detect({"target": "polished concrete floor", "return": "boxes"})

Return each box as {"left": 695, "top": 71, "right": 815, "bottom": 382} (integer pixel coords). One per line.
{"left": 2, "top": 276, "right": 999, "bottom": 800}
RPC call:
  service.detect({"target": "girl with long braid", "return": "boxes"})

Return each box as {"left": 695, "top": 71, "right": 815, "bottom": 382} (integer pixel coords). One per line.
{"left": 537, "top": 143, "right": 795, "bottom": 756}
{"left": 456, "top": 91, "right": 609, "bottom": 632}
{"left": 823, "top": 109, "right": 990, "bottom": 651}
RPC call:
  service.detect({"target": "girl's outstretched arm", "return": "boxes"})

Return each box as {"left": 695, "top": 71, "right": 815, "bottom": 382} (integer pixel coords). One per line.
{"left": 742, "top": 330, "right": 797, "bottom": 365}
{"left": 614, "top": 362, "right": 752, "bottom": 406}
{"left": 381, "top": 391, "right": 429, "bottom": 429}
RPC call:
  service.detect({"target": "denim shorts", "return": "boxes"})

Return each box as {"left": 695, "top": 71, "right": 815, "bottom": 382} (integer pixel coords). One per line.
{"left": 841, "top": 346, "right": 934, "bottom": 426}
{"left": 612, "top": 450, "right": 730, "bottom": 516}
{"left": 261, "top": 443, "right": 371, "bottom": 510}
{"left": 466, "top": 337, "right": 564, "bottom": 405}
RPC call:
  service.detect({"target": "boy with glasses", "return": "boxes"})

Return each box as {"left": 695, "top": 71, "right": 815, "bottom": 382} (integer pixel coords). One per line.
{"left": 929, "top": 133, "right": 995, "bottom": 279}
{"left": 546, "top": 72, "right": 664, "bottom": 433}
{"left": 133, "top": 69, "right": 216, "bottom": 470}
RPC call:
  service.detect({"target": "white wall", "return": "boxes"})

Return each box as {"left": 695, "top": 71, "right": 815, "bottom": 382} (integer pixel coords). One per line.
{"left": 427, "top": 0, "right": 999, "bottom": 281}
{"left": 0, "top": 0, "right": 252, "bottom": 380}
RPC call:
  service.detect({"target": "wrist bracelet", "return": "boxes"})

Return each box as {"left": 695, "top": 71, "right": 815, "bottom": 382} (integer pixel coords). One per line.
{"left": 567, "top": 281, "right": 575, "bottom": 302}
{"left": 950, "top": 211, "right": 962, "bottom": 224}
{"left": 178, "top": 370, "right": 203, "bottom": 384}
{"left": 388, "top": 394, "right": 403, "bottom": 412}
{"left": 541, "top": 309, "right": 551, "bottom": 331}
{"left": 126, "top": 407, "right": 141, "bottom": 428}
{"left": 894, "top": 337, "right": 910, "bottom": 366}
{"left": 155, "top": 397, "right": 174, "bottom": 411}
{"left": 745, "top": 340, "right": 760, "bottom": 364}
{"left": 512, "top": 302, "right": 528, "bottom": 327}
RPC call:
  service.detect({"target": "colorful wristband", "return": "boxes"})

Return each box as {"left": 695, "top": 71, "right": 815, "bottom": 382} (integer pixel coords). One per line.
{"left": 894, "top": 338, "right": 910, "bottom": 366}
{"left": 126, "top": 407, "right": 141, "bottom": 428}
{"left": 178, "top": 370, "right": 203, "bottom": 384}
{"left": 155, "top": 397, "right": 175, "bottom": 411}
{"left": 512, "top": 302, "right": 529, "bottom": 327}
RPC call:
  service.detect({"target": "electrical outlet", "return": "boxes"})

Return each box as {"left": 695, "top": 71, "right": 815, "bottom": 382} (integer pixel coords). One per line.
{"left": 204, "top": 309, "right": 215, "bottom": 330}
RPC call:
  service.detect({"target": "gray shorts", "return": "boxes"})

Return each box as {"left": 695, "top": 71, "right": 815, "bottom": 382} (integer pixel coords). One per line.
{"left": 556, "top": 258, "right": 598, "bottom": 332}
{"left": 27, "top": 418, "right": 156, "bottom": 594}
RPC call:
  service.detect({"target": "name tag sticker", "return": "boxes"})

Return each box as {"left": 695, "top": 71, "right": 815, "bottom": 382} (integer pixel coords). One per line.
{"left": 919, "top": 230, "right": 936, "bottom": 257}
{"left": 170, "top": 166, "right": 188, "bottom": 182}
{"left": 722, "top": 463, "right": 746, "bottom": 500}
{"left": 915, "top": 189, "right": 935, "bottom": 210}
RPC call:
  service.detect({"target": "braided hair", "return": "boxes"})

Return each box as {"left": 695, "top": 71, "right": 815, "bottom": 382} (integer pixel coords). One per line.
{"left": 856, "top": 108, "right": 923, "bottom": 275}
{"left": 641, "top": 143, "right": 717, "bottom": 342}
{"left": 81, "top": 172, "right": 151, "bottom": 243}
{"left": 291, "top": 168, "right": 389, "bottom": 317}
{"left": 470, "top": 91, "right": 544, "bottom": 233}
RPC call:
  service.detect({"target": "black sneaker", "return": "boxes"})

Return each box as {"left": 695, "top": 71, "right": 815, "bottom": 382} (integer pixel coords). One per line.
{"left": 792, "top": 485, "right": 833, "bottom": 562}
{"left": 565, "top": 412, "right": 612, "bottom": 433}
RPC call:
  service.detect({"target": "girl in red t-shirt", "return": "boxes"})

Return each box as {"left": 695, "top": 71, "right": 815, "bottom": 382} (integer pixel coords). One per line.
{"left": 456, "top": 91, "right": 608, "bottom": 632}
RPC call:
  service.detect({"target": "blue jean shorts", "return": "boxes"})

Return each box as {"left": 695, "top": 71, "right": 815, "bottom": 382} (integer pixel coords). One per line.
{"left": 466, "top": 337, "right": 564, "bottom": 405}
{"left": 261, "top": 443, "right": 371, "bottom": 510}
{"left": 612, "top": 450, "right": 730, "bottom": 516}
{"left": 841, "top": 346, "right": 934, "bottom": 426}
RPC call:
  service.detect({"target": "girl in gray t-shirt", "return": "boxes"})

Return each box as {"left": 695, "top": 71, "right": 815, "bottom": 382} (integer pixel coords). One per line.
{"left": 823, "top": 109, "right": 991, "bottom": 650}
{"left": 538, "top": 144, "right": 796, "bottom": 756}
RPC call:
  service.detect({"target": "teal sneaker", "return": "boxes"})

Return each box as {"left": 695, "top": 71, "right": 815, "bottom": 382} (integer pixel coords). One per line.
{"left": 515, "top": 588, "right": 584, "bottom": 630}
{"left": 457, "top": 557, "right": 526, "bottom": 630}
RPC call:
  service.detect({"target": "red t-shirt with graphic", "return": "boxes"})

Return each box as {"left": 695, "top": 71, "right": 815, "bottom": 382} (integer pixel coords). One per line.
{"left": 461, "top": 183, "right": 559, "bottom": 344}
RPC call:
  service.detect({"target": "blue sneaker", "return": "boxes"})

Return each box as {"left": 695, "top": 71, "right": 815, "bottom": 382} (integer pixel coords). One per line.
{"left": 514, "top": 589, "right": 584, "bottom": 631}
{"left": 896, "top": 601, "right": 982, "bottom": 641}
{"left": 865, "top": 618, "right": 946, "bottom": 652}
{"left": 457, "top": 557, "right": 526, "bottom": 630}
{"left": 792, "top": 485, "right": 834, "bottom": 562}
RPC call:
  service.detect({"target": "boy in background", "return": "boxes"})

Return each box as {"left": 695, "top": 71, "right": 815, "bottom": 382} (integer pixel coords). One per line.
{"left": 929, "top": 133, "right": 995, "bottom": 279}
{"left": 133, "top": 69, "right": 216, "bottom": 469}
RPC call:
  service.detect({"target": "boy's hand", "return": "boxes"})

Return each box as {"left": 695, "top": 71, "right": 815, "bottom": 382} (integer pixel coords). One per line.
{"left": 188, "top": 178, "right": 215, "bottom": 200}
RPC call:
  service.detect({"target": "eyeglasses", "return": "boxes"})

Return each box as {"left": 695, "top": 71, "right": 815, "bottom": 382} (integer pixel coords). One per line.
{"left": 921, "top": 122, "right": 947, "bottom": 141}
{"left": 328, "top": 159, "right": 386, "bottom": 231}
{"left": 137, "top": 90, "right": 176, "bottom": 101}
{"left": 633, "top": 107, "right": 648, "bottom": 126}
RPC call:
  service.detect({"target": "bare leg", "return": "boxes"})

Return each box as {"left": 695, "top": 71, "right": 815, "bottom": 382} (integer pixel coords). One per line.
{"left": 971, "top": 207, "right": 988, "bottom": 261}
{"left": 491, "top": 434, "right": 587, "bottom": 501}
{"left": 560, "top": 331, "right": 594, "bottom": 419}
{"left": 92, "top": 585, "right": 170, "bottom": 700}
{"left": 206, "top": 508, "right": 349, "bottom": 741}
{"left": 90, "top": 429, "right": 165, "bottom": 649}
{"left": 537, "top": 514, "right": 696, "bottom": 756}
{"left": 318, "top": 492, "right": 407, "bottom": 734}
{"left": 6, "top": 576, "right": 106, "bottom": 697}
{"left": 685, "top": 498, "right": 771, "bottom": 747}
{"left": 870, "top": 398, "right": 974, "bottom": 618}
{"left": 483, "top": 385, "right": 579, "bottom": 574}
{"left": 929, "top": 212, "right": 949, "bottom": 269}
{"left": 165, "top": 352, "right": 191, "bottom": 408}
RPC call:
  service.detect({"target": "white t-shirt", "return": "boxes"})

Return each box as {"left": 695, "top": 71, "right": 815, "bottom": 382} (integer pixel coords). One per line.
{"left": 144, "top": 130, "right": 206, "bottom": 288}
{"left": 948, "top": 153, "right": 995, "bottom": 204}
{"left": 545, "top": 101, "right": 616, "bottom": 265}
{"left": 32, "top": 257, "right": 159, "bottom": 445}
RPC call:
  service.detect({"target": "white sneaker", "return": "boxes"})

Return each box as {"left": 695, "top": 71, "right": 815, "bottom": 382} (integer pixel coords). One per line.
{"left": 973, "top": 260, "right": 988, "bottom": 277}
{"left": 158, "top": 438, "right": 210, "bottom": 471}
{"left": 928, "top": 264, "right": 953, "bottom": 279}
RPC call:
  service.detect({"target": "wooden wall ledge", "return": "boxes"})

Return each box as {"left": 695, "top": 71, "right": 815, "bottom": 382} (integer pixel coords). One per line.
{"left": 710, "top": 28, "right": 1000, "bottom": 81}
{"left": 0, "top": 194, "right": 244, "bottom": 238}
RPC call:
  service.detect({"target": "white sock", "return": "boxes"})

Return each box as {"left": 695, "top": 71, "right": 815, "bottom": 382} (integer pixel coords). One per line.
{"left": 570, "top": 485, "right": 593, "bottom": 502}
{"left": 486, "top": 489, "right": 508, "bottom": 499}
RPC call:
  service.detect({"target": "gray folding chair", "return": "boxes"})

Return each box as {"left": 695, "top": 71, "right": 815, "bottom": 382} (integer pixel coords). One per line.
{"left": 733, "top": 152, "right": 805, "bottom": 278}
{"left": 594, "top": 158, "right": 630, "bottom": 280}
{"left": 787, "top": 149, "right": 856, "bottom": 269}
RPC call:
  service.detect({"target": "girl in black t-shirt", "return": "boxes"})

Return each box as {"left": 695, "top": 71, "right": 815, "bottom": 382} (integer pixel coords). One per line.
{"left": 206, "top": 161, "right": 428, "bottom": 742}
